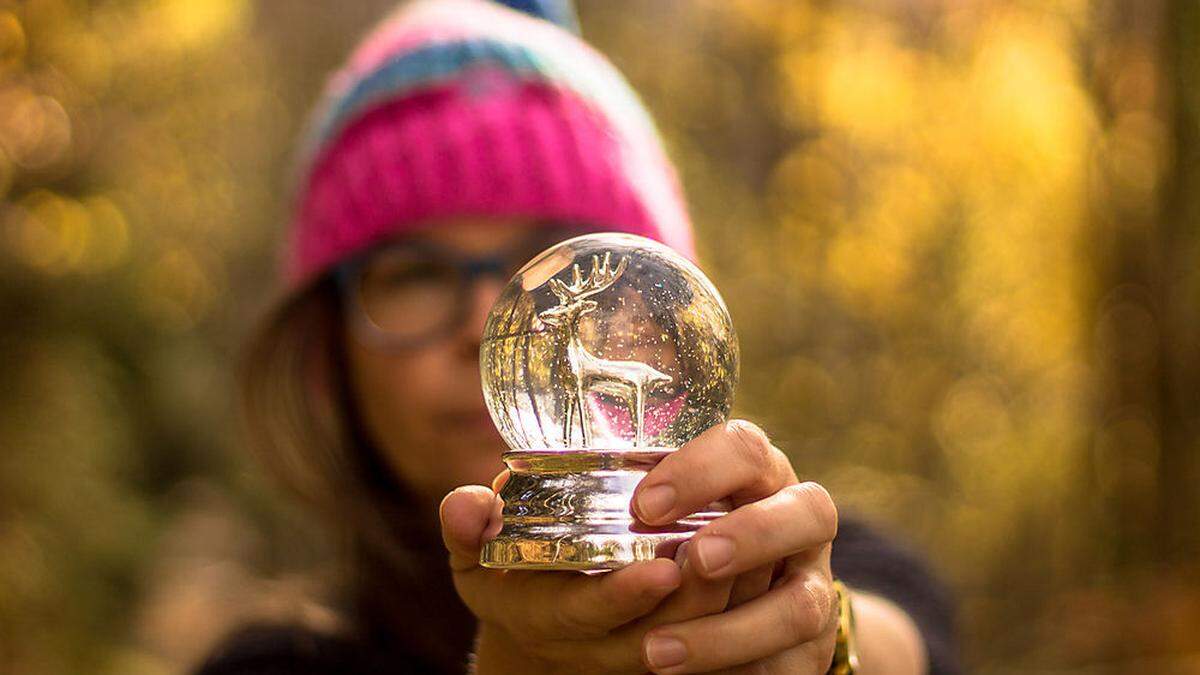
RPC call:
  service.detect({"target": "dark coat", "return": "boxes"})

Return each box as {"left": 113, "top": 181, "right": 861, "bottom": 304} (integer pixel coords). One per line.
{"left": 195, "top": 516, "right": 961, "bottom": 674}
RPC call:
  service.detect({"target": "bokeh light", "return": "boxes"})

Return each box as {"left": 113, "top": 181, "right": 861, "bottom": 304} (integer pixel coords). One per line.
{"left": 1, "top": 1, "right": 1197, "bottom": 673}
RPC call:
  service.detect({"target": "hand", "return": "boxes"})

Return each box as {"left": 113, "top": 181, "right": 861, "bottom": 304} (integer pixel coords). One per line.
{"left": 631, "top": 420, "right": 840, "bottom": 674}
{"left": 440, "top": 482, "right": 736, "bottom": 674}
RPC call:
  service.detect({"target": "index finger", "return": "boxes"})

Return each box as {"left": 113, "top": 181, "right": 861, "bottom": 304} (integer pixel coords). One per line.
{"left": 631, "top": 420, "right": 796, "bottom": 526}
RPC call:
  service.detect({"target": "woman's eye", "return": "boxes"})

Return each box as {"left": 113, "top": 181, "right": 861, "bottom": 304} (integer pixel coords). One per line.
{"left": 376, "top": 269, "right": 422, "bottom": 287}
{"left": 372, "top": 263, "right": 449, "bottom": 288}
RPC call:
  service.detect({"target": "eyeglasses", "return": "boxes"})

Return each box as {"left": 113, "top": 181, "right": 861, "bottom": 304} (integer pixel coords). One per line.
{"left": 335, "top": 226, "right": 584, "bottom": 350}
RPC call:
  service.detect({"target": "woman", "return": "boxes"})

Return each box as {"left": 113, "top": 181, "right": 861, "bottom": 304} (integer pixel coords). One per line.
{"left": 199, "top": 1, "right": 959, "bottom": 673}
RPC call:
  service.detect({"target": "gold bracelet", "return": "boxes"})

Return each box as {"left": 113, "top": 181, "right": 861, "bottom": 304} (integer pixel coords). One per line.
{"left": 827, "top": 580, "right": 860, "bottom": 675}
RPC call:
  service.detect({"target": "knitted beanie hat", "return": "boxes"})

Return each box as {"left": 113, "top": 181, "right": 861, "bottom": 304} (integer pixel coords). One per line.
{"left": 284, "top": 0, "right": 695, "bottom": 291}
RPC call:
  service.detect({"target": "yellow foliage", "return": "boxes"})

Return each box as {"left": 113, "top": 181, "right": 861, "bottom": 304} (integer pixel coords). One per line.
{"left": 1, "top": 0, "right": 1195, "bottom": 672}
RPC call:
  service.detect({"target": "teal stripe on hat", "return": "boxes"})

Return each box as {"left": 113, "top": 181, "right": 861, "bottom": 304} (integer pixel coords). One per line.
{"left": 305, "top": 35, "right": 657, "bottom": 170}
{"left": 312, "top": 40, "right": 553, "bottom": 152}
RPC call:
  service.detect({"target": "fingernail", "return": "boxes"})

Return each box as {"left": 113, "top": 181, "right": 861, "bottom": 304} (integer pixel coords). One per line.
{"left": 636, "top": 484, "right": 676, "bottom": 523}
{"left": 694, "top": 535, "right": 735, "bottom": 575}
{"left": 673, "top": 541, "right": 690, "bottom": 568}
{"left": 645, "top": 636, "right": 687, "bottom": 669}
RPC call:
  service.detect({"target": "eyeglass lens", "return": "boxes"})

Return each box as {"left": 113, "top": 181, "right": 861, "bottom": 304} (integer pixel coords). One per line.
{"left": 357, "top": 249, "right": 460, "bottom": 340}
{"left": 352, "top": 226, "right": 586, "bottom": 344}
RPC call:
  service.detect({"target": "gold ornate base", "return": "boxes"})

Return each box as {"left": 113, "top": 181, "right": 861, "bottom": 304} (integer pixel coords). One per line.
{"left": 480, "top": 449, "right": 723, "bottom": 571}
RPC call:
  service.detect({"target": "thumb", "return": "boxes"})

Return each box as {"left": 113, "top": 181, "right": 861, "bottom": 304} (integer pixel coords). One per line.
{"left": 440, "top": 485, "right": 503, "bottom": 572}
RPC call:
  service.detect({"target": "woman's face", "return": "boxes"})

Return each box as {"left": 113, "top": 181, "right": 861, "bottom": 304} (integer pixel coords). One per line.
{"left": 342, "top": 219, "right": 570, "bottom": 506}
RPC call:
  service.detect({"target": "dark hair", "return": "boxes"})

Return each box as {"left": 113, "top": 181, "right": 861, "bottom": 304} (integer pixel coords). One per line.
{"left": 237, "top": 279, "right": 475, "bottom": 668}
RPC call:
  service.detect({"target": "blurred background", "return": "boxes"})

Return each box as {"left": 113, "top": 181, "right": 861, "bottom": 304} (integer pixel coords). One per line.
{"left": 1, "top": 0, "right": 1197, "bottom": 673}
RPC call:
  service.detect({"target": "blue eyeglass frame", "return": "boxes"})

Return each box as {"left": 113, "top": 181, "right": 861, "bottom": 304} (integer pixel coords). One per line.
{"left": 334, "top": 226, "right": 588, "bottom": 351}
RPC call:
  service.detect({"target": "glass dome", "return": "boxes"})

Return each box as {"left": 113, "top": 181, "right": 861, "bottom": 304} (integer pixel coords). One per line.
{"left": 481, "top": 232, "right": 738, "bottom": 451}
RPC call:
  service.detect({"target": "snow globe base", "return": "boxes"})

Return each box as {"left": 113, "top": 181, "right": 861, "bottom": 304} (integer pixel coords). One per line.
{"left": 479, "top": 448, "right": 723, "bottom": 571}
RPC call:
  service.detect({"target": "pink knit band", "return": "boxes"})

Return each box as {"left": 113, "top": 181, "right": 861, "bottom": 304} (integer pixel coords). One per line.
{"left": 289, "top": 73, "right": 692, "bottom": 288}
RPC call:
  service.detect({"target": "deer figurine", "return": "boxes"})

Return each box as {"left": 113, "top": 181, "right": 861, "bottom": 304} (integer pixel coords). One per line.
{"left": 538, "top": 252, "right": 674, "bottom": 448}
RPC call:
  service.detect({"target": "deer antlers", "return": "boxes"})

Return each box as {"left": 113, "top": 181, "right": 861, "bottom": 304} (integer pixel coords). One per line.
{"left": 548, "top": 252, "right": 629, "bottom": 305}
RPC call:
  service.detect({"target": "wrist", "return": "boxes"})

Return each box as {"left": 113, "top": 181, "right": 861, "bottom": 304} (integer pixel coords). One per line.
{"left": 844, "top": 589, "right": 927, "bottom": 675}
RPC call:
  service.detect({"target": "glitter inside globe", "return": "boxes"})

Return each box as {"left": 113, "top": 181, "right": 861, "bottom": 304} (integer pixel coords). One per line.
{"left": 481, "top": 232, "right": 739, "bottom": 452}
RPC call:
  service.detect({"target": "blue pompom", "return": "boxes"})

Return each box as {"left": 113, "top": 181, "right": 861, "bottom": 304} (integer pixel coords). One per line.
{"left": 491, "top": 0, "right": 579, "bottom": 34}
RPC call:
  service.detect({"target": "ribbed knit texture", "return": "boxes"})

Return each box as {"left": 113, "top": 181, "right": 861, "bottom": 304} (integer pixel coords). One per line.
{"left": 285, "top": 0, "right": 694, "bottom": 290}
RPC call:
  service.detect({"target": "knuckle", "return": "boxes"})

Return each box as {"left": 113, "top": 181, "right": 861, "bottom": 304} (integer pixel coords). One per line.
{"left": 781, "top": 578, "right": 833, "bottom": 642}
{"left": 777, "top": 482, "right": 809, "bottom": 509}
{"left": 810, "top": 577, "right": 839, "bottom": 633}
{"left": 793, "top": 481, "right": 838, "bottom": 540}
{"left": 727, "top": 419, "right": 774, "bottom": 470}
